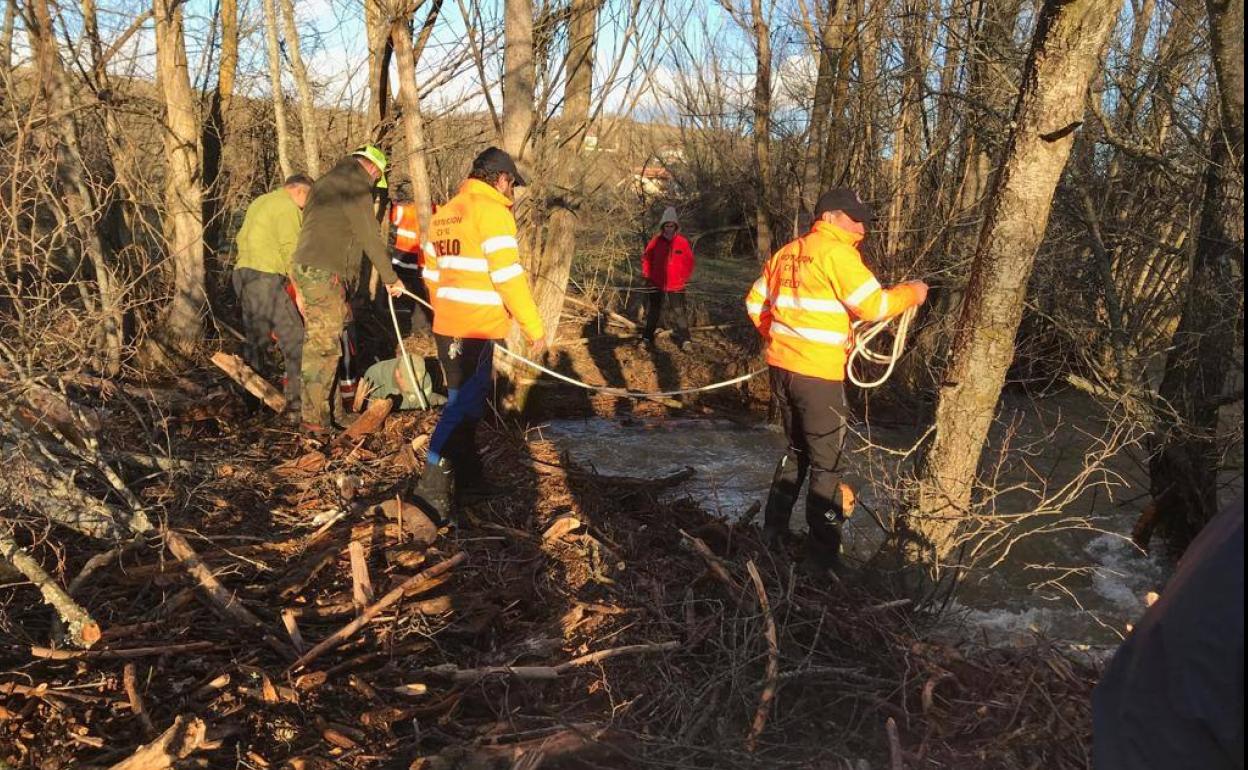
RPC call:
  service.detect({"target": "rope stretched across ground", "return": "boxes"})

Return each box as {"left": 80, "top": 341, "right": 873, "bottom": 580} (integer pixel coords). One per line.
{"left": 391, "top": 287, "right": 915, "bottom": 398}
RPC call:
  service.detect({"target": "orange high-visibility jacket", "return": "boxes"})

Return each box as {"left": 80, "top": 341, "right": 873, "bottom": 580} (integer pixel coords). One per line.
{"left": 427, "top": 179, "right": 544, "bottom": 342}
{"left": 745, "top": 221, "right": 922, "bottom": 381}
{"left": 389, "top": 202, "right": 424, "bottom": 263}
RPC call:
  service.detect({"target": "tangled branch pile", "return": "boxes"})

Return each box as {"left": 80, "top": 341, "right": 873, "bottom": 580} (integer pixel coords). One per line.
{"left": 1, "top": 364, "right": 1095, "bottom": 770}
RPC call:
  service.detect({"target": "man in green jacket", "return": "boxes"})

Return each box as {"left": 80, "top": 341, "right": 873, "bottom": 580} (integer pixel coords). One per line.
{"left": 291, "top": 145, "right": 404, "bottom": 434}
{"left": 232, "top": 174, "right": 313, "bottom": 420}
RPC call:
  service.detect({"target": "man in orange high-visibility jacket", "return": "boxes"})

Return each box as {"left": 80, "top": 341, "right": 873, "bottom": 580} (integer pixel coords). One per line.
{"left": 381, "top": 196, "right": 438, "bottom": 336}
{"left": 412, "top": 147, "right": 546, "bottom": 525}
{"left": 746, "top": 188, "right": 928, "bottom": 573}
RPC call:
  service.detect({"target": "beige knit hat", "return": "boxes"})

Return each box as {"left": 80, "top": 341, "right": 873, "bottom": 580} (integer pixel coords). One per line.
{"left": 659, "top": 206, "right": 680, "bottom": 228}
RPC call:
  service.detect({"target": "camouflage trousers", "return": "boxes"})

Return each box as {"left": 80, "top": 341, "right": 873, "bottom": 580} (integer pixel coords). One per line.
{"left": 292, "top": 265, "right": 347, "bottom": 428}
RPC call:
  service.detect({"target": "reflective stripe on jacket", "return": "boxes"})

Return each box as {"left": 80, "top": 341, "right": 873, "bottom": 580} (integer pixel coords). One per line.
{"left": 389, "top": 202, "right": 423, "bottom": 264}
{"left": 427, "top": 179, "right": 544, "bottom": 342}
{"left": 745, "top": 221, "right": 921, "bottom": 381}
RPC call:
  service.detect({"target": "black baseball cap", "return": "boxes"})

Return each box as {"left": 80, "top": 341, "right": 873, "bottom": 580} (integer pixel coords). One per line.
{"left": 471, "top": 147, "right": 527, "bottom": 187}
{"left": 814, "top": 188, "right": 875, "bottom": 223}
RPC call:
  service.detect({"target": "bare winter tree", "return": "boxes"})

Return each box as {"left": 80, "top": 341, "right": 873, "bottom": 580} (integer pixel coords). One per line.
{"left": 153, "top": 0, "right": 207, "bottom": 351}
{"left": 912, "top": 0, "right": 1125, "bottom": 567}
{"left": 1148, "top": 0, "right": 1244, "bottom": 547}
{"left": 262, "top": 0, "right": 294, "bottom": 179}
{"left": 279, "top": 0, "right": 322, "bottom": 176}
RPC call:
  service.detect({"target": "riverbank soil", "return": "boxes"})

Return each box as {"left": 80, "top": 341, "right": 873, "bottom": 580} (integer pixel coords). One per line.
{"left": 1, "top": 293, "right": 1100, "bottom": 769}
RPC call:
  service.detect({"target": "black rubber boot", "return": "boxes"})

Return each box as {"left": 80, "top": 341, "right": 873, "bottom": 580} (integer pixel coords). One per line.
{"left": 452, "top": 421, "right": 507, "bottom": 499}
{"left": 413, "top": 457, "right": 456, "bottom": 527}
{"left": 762, "top": 454, "right": 804, "bottom": 549}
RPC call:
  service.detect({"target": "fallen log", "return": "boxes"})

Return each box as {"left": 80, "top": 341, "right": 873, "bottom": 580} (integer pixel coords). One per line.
{"left": 290, "top": 552, "right": 466, "bottom": 671}
{"left": 107, "top": 714, "right": 208, "bottom": 770}
{"left": 0, "top": 531, "right": 101, "bottom": 648}
{"left": 210, "top": 352, "right": 285, "bottom": 413}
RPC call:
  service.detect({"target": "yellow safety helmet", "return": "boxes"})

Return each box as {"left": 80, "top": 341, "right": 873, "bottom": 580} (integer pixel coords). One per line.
{"left": 352, "top": 144, "right": 388, "bottom": 189}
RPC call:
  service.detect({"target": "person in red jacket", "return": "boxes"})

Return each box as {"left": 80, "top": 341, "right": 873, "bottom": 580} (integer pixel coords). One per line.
{"left": 641, "top": 207, "right": 695, "bottom": 351}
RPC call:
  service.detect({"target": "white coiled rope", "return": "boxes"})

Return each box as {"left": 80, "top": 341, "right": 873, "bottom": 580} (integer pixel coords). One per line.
{"left": 393, "top": 287, "right": 913, "bottom": 397}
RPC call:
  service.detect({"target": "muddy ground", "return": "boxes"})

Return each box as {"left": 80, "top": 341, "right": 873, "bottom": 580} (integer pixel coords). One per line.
{"left": 0, "top": 295, "right": 1098, "bottom": 770}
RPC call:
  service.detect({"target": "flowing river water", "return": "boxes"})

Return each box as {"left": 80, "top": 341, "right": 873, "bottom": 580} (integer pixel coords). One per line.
{"left": 539, "top": 394, "right": 1176, "bottom": 649}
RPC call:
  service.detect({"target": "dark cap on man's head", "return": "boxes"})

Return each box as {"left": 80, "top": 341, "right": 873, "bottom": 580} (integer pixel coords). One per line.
{"left": 471, "top": 147, "right": 527, "bottom": 187}
{"left": 814, "top": 188, "right": 874, "bottom": 223}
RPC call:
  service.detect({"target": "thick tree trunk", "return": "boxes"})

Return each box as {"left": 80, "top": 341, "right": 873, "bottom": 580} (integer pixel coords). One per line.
{"left": 262, "top": 0, "right": 293, "bottom": 179}
{"left": 279, "top": 0, "right": 322, "bottom": 176}
{"left": 884, "top": 0, "right": 930, "bottom": 261}
{"left": 804, "top": 0, "right": 846, "bottom": 209}
{"left": 751, "top": 0, "right": 773, "bottom": 263}
{"left": 154, "top": 0, "right": 207, "bottom": 350}
{"left": 912, "top": 0, "right": 1123, "bottom": 564}
{"left": 201, "top": 0, "right": 237, "bottom": 282}
{"left": 366, "top": 0, "right": 395, "bottom": 138}
{"left": 531, "top": 0, "right": 600, "bottom": 342}
{"left": 1148, "top": 0, "right": 1244, "bottom": 549}
{"left": 23, "top": 0, "right": 124, "bottom": 375}
{"left": 502, "top": 0, "right": 536, "bottom": 163}
{"left": 0, "top": 0, "right": 15, "bottom": 71}
{"left": 391, "top": 1, "right": 443, "bottom": 235}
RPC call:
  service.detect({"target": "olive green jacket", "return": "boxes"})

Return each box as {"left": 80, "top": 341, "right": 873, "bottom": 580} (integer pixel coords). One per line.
{"left": 292, "top": 157, "right": 399, "bottom": 286}
{"left": 234, "top": 188, "right": 303, "bottom": 275}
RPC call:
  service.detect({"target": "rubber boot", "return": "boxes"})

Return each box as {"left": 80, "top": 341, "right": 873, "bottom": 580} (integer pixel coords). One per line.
{"left": 762, "top": 455, "right": 802, "bottom": 549}
{"left": 452, "top": 421, "right": 507, "bottom": 499}
{"left": 413, "top": 457, "right": 457, "bottom": 527}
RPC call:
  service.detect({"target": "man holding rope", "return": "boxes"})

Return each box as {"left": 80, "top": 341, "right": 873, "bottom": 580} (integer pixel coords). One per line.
{"left": 747, "top": 188, "right": 928, "bottom": 574}
{"left": 411, "top": 147, "right": 546, "bottom": 526}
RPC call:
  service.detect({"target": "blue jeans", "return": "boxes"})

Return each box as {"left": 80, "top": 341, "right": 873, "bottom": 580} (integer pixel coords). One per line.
{"left": 428, "top": 336, "right": 494, "bottom": 464}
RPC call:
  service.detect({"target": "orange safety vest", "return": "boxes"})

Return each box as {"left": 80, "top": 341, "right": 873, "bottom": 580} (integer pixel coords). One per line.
{"left": 426, "top": 179, "right": 544, "bottom": 342}
{"left": 746, "top": 221, "right": 921, "bottom": 381}
{"left": 388, "top": 202, "right": 427, "bottom": 268}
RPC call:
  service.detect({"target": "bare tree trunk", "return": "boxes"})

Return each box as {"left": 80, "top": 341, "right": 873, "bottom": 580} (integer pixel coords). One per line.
{"left": 885, "top": 0, "right": 930, "bottom": 261}
{"left": 912, "top": 0, "right": 1124, "bottom": 564}
{"left": 391, "top": 0, "right": 444, "bottom": 233}
{"left": 531, "top": 0, "right": 601, "bottom": 342}
{"left": 366, "top": 0, "right": 395, "bottom": 138}
{"left": 1, "top": 0, "right": 16, "bottom": 71}
{"left": 153, "top": 0, "right": 207, "bottom": 350}
{"left": 202, "top": 0, "right": 237, "bottom": 280}
{"left": 1149, "top": 0, "right": 1244, "bottom": 549}
{"left": 803, "top": 0, "right": 844, "bottom": 211}
{"left": 262, "top": 0, "right": 293, "bottom": 179}
{"left": 22, "top": 0, "right": 124, "bottom": 375}
{"left": 819, "top": 0, "right": 855, "bottom": 189}
{"left": 752, "top": 0, "right": 773, "bottom": 263}
{"left": 502, "top": 0, "right": 536, "bottom": 163}
{"left": 279, "top": 0, "right": 321, "bottom": 176}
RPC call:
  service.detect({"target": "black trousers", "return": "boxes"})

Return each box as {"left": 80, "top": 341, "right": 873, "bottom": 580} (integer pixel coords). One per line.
{"left": 643, "top": 289, "right": 690, "bottom": 343}
{"left": 764, "top": 366, "right": 849, "bottom": 562}
{"left": 232, "top": 267, "right": 304, "bottom": 407}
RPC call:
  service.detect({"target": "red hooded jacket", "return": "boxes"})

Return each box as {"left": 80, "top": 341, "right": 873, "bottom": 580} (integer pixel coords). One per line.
{"left": 642, "top": 233, "right": 695, "bottom": 292}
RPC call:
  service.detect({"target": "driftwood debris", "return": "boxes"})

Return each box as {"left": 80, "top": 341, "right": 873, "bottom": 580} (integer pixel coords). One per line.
{"left": 678, "top": 529, "right": 745, "bottom": 599}
{"left": 744, "top": 560, "right": 779, "bottom": 752}
{"left": 290, "top": 552, "right": 467, "bottom": 671}
{"left": 107, "top": 714, "right": 208, "bottom": 770}
{"left": 164, "top": 530, "right": 294, "bottom": 660}
{"left": 0, "top": 531, "right": 101, "bottom": 648}
{"left": 334, "top": 397, "right": 393, "bottom": 445}
{"left": 210, "top": 352, "right": 285, "bottom": 413}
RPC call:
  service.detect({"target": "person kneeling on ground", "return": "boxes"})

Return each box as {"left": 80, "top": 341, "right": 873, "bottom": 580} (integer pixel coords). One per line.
{"left": 232, "top": 174, "right": 313, "bottom": 423}
{"left": 747, "top": 188, "right": 928, "bottom": 574}
{"left": 641, "top": 206, "right": 695, "bottom": 351}
{"left": 360, "top": 355, "right": 446, "bottom": 410}
{"left": 411, "top": 147, "right": 546, "bottom": 526}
